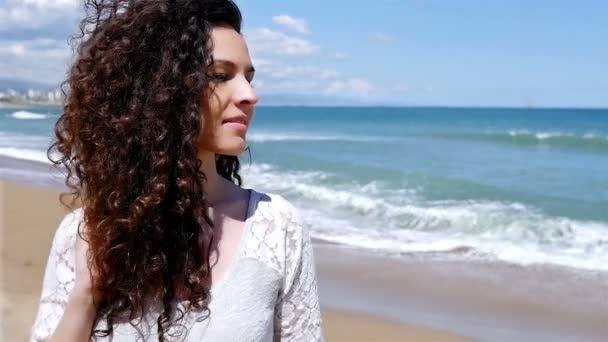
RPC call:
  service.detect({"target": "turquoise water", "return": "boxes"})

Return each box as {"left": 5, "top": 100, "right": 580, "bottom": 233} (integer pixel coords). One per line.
{"left": 1, "top": 105, "right": 607, "bottom": 270}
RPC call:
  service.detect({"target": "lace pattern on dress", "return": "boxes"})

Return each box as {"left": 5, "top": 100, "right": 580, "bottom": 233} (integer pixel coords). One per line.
{"left": 30, "top": 209, "right": 81, "bottom": 342}
{"left": 268, "top": 196, "right": 323, "bottom": 342}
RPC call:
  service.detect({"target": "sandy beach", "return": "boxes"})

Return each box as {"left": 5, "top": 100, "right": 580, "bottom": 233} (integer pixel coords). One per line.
{"left": 1, "top": 179, "right": 468, "bottom": 341}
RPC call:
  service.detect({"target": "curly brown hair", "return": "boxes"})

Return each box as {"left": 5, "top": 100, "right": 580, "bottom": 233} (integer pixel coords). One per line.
{"left": 47, "top": 0, "right": 244, "bottom": 339}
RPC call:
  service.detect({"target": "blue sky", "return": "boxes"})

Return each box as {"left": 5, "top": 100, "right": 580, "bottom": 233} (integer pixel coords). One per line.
{"left": 1, "top": 0, "right": 606, "bottom": 107}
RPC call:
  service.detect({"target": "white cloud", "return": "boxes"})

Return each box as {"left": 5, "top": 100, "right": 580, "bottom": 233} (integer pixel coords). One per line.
{"left": 250, "top": 58, "right": 274, "bottom": 73}
{"left": 319, "top": 69, "right": 339, "bottom": 79}
{"left": 21, "top": 0, "right": 78, "bottom": 10}
{"left": 246, "top": 59, "right": 371, "bottom": 98}
{"left": 325, "top": 78, "right": 372, "bottom": 96}
{"left": 251, "top": 79, "right": 264, "bottom": 89}
{"left": 0, "top": 0, "right": 80, "bottom": 31}
{"left": 272, "top": 14, "right": 310, "bottom": 34}
{"left": 0, "top": 38, "right": 72, "bottom": 84}
{"left": 267, "top": 65, "right": 339, "bottom": 80}
{"left": 246, "top": 28, "right": 319, "bottom": 56}
{"left": 371, "top": 32, "right": 394, "bottom": 43}
{"left": 272, "top": 80, "right": 320, "bottom": 94}
{"left": 0, "top": 38, "right": 69, "bottom": 58}
{"left": 391, "top": 84, "right": 409, "bottom": 93}
{"left": 1, "top": 43, "right": 26, "bottom": 56}
{"left": 334, "top": 52, "right": 347, "bottom": 59}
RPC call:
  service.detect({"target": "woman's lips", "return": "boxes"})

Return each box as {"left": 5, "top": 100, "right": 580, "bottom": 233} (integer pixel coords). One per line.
{"left": 222, "top": 115, "right": 248, "bottom": 133}
{"left": 222, "top": 121, "right": 248, "bottom": 132}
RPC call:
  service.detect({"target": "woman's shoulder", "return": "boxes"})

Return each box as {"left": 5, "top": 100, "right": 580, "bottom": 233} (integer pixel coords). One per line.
{"left": 249, "top": 189, "right": 310, "bottom": 250}
{"left": 250, "top": 190, "right": 302, "bottom": 228}
{"left": 244, "top": 190, "right": 310, "bottom": 273}
{"left": 51, "top": 208, "right": 84, "bottom": 249}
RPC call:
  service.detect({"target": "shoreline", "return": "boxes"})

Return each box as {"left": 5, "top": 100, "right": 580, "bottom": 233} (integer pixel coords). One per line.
{"left": 1, "top": 180, "right": 469, "bottom": 341}
{"left": 2, "top": 153, "right": 606, "bottom": 274}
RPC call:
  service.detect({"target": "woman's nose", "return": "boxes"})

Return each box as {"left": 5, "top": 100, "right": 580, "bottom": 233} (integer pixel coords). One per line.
{"left": 235, "top": 77, "right": 259, "bottom": 106}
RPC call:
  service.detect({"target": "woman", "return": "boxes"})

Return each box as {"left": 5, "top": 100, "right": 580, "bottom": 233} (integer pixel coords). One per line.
{"left": 30, "top": 0, "right": 323, "bottom": 341}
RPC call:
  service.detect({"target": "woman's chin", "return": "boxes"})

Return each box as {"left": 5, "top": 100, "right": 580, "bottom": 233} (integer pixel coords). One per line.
{"left": 216, "top": 138, "right": 247, "bottom": 156}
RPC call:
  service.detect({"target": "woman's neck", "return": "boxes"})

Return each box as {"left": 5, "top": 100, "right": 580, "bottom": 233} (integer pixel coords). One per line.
{"left": 197, "top": 150, "right": 235, "bottom": 204}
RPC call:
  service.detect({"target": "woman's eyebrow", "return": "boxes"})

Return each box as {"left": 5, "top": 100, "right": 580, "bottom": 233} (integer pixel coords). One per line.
{"left": 211, "top": 59, "right": 255, "bottom": 73}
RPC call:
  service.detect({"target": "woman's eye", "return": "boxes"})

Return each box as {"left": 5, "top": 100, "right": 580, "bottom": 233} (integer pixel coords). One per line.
{"left": 211, "top": 72, "right": 231, "bottom": 82}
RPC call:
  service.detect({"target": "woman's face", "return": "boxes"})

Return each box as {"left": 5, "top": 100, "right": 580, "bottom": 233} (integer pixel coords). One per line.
{"left": 199, "top": 26, "right": 258, "bottom": 157}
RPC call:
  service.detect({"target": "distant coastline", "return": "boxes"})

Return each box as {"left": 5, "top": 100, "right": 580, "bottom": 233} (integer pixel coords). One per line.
{"left": 0, "top": 99, "right": 61, "bottom": 109}
{"left": 0, "top": 96, "right": 606, "bottom": 111}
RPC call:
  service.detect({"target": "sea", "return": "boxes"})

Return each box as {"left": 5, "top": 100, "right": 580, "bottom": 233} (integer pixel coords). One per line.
{"left": 1, "top": 105, "right": 607, "bottom": 272}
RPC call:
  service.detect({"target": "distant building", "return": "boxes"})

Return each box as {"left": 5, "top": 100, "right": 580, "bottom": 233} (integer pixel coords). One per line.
{"left": 0, "top": 86, "right": 62, "bottom": 104}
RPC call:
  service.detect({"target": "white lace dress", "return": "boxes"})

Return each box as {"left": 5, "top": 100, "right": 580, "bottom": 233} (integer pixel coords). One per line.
{"left": 30, "top": 190, "right": 323, "bottom": 341}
